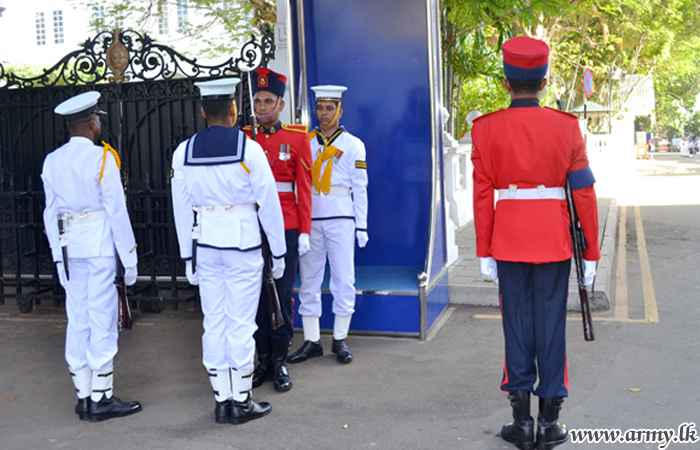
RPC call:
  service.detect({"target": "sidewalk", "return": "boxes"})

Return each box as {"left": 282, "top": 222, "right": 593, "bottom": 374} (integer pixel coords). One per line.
{"left": 447, "top": 197, "right": 617, "bottom": 311}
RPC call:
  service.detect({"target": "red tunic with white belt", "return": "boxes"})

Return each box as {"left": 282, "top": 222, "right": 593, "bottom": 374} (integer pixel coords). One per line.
{"left": 244, "top": 122, "right": 313, "bottom": 235}
{"left": 471, "top": 102, "right": 601, "bottom": 263}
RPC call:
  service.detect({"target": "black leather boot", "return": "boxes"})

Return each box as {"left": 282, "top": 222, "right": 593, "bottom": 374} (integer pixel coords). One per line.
{"left": 89, "top": 395, "right": 142, "bottom": 422}
{"left": 252, "top": 339, "right": 272, "bottom": 388}
{"left": 271, "top": 339, "right": 292, "bottom": 392}
{"left": 536, "top": 397, "right": 568, "bottom": 450}
{"left": 501, "top": 390, "right": 535, "bottom": 450}
{"left": 229, "top": 394, "right": 272, "bottom": 424}
{"left": 215, "top": 400, "right": 231, "bottom": 424}
{"left": 75, "top": 398, "right": 90, "bottom": 421}
{"left": 331, "top": 338, "right": 353, "bottom": 363}
{"left": 287, "top": 340, "right": 323, "bottom": 363}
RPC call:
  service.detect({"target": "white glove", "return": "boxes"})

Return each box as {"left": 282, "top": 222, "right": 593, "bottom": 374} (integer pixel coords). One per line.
{"left": 185, "top": 260, "right": 199, "bottom": 286}
{"left": 583, "top": 259, "right": 597, "bottom": 286}
{"left": 298, "top": 233, "right": 310, "bottom": 257}
{"left": 356, "top": 231, "right": 369, "bottom": 248}
{"left": 480, "top": 257, "right": 498, "bottom": 282}
{"left": 124, "top": 266, "right": 138, "bottom": 286}
{"left": 271, "top": 257, "right": 285, "bottom": 279}
{"left": 56, "top": 262, "right": 68, "bottom": 287}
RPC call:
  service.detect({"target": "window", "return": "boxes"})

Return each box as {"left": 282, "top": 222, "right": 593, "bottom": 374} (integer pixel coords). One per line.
{"left": 177, "top": 0, "right": 188, "bottom": 33}
{"left": 53, "top": 10, "right": 64, "bottom": 44}
{"left": 35, "top": 12, "right": 46, "bottom": 46}
{"left": 93, "top": 6, "right": 106, "bottom": 32}
{"left": 158, "top": 4, "right": 169, "bottom": 35}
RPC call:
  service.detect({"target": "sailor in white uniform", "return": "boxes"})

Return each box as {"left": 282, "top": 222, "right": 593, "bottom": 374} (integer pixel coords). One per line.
{"left": 290, "top": 85, "right": 369, "bottom": 365}
{"left": 41, "top": 91, "right": 141, "bottom": 422}
{"left": 170, "top": 78, "right": 286, "bottom": 424}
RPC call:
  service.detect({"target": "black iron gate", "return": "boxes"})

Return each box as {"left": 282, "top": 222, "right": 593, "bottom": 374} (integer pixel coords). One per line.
{"left": 0, "top": 29, "right": 274, "bottom": 312}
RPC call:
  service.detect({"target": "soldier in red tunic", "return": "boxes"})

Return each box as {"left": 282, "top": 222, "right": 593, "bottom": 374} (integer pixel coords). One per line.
{"left": 243, "top": 68, "right": 313, "bottom": 392}
{"left": 471, "top": 37, "right": 600, "bottom": 450}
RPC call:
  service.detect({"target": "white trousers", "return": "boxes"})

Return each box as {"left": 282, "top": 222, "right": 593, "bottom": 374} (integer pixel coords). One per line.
{"left": 298, "top": 219, "right": 356, "bottom": 318}
{"left": 64, "top": 257, "right": 118, "bottom": 372}
{"left": 197, "top": 246, "right": 262, "bottom": 372}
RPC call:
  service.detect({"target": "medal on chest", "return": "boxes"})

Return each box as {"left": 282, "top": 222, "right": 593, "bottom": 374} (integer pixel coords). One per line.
{"left": 333, "top": 149, "right": 344, "bottom": 163}
{"left": 279, "top": 144, "right": 291, "bottom": 161}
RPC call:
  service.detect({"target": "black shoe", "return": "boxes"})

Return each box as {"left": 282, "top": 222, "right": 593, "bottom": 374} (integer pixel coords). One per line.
{"left": 89, "top": 395, "right": 142, "bottom": 422}
{"left": 215, "top": 400, "right": 231, "bottom": 424}
{"left": 287, "top": 340, "right": 323, "bottom": 364}
{"left": 271, "top": 339, "right": 292, "bottom": 392}
{"left": 501, "top": 391, "right": 535, "bottom": 450}
{"left": 229, "top": 394, "right": 272, "bottom": 424}
{"left": 331, "top": 338, "right": 353, "bottom": 364}
{"left": 535, "top": 398, "right": 568, "bottom": 450}
{"left": 75, "top": 398, "right": 90, "bottom": 421}
{"left": 252, "top": 339, "right": 272, "bottom": 389}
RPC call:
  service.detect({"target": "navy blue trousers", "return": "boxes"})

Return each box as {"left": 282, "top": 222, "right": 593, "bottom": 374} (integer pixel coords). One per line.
{"left": 255, "top": 228, "right": 298, "bottom": 342}
{"left": 497, "top": 259, "right": 570, "bottom": 399}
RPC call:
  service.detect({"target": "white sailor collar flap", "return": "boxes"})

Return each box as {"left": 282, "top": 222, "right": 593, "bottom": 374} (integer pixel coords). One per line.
{"left": 185, "top": 126, "right": 246, "bottom": 166}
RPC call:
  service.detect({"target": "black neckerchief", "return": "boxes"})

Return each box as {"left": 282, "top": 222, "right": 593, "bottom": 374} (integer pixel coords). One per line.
{"left": 259, "top": 121, "right": 282, "bottom": 134}
{"left": 315, "top": 126, "right": 345, "bottom": 146}
{"left": 509, "top": 98, "right": 540, "bottom": 108}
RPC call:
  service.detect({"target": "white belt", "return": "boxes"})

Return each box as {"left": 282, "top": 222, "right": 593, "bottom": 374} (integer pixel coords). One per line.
{"left": 312, "top": 186, "right": 352, "bottom": 196}
{"left": 497, "top": 185, "right": 565, "bottom": 201}
{"left": 276, "top": 182, "right": 294, "bottom": 193}
{"left": 59, "top": 209, "right": 107, "bottom": 223}
{"left": 194, "top": 204, "right": 256, "bottom": 216}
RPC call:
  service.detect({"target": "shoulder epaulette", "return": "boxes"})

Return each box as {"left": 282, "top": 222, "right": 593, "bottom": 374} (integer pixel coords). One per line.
{"left": 544, "top": 107, "right": 578, "bottom": 119}
{"left": 99, "top": 141, "right": 121, "bottom": 185}
{"left": 242, "top": 125, "right": 252, "bottom": 131}
{"left": 309, "top": 129, "right": 318, "bottom": 139}
{"left": 282, "top": 123, "right": 309, "bottom": 134}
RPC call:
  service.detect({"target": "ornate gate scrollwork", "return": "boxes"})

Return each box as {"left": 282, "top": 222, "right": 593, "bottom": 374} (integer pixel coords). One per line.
{"left": 0, "top": 29, "right": 274, "bottom": 88}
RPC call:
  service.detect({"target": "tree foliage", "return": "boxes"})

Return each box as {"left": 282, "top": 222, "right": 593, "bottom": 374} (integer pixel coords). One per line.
{"left": 85, "top": 0, "right": 276, "bottom": 58}
{"left": 443, "top": 0, "right": 700, "bottom": 139}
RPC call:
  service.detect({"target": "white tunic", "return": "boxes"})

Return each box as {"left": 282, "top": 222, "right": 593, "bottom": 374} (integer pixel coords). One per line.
{"left": 309, "top": 128, "right": 369, "bottom": 230}
{"left": 170, "top": 128, "right": 286, "bottom": 260}
{"left": 41, "top": 136, "right": 137, "bottom": 267}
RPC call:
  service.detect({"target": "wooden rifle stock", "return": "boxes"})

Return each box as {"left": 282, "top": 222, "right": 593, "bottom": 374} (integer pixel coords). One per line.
{"left": 115, "top": 256, "right": 132, "bottom": 331}
{"left": 264, "top": 256, "right": 284, "bottom": 330}
{"left": 565, "top": 181, "right": 594, "bottom": 341}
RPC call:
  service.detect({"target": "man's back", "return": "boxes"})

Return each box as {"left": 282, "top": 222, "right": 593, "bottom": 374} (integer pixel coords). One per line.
{"left": 471, "top": 105, "right": 589, "bottom": 263}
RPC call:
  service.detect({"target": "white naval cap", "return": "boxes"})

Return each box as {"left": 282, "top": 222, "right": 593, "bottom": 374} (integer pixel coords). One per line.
{"left": 194, "top": 78, "right": 241, "bottom": 100}
{"left": 54, "top": 91, "right": 107, "bottom": 121}
{"left": 311, "top": 85, "right": 347, "bottom": 101}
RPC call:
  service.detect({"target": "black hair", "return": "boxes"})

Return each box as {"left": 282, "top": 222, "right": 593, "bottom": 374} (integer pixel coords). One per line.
{"left": 202, "top": 99, "right": 233, "bottom": 120}
{"left": 506, "top": 77, "right": 544, "bottom": 95}
{"left": 67, "top": 115, "right": 95, "bottom": 132}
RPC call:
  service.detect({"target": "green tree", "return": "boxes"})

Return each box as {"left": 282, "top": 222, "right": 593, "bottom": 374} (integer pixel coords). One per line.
{"left": 86, "top": 0, "right": 275, "bottom": 58}
{"left": 684, "top": 111, "right": 700, "bottom": 139}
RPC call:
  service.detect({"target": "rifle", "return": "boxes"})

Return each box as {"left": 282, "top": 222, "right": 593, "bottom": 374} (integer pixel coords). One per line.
{"left": 115, "top": 254, "right": 132, "bottom": 331}
{"left": 247, "top": 70, "right": 284, "bottom": 330}
{"left": 565, "top": 180, "right": 594, "bottom": 341}
{"left": 115, "top": 83, "right": 132, "bottom": 331}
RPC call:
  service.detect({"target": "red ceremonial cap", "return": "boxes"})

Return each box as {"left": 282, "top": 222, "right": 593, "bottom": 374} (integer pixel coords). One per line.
{"left": 502, "top": 36, "right": 549, "bottom": 80}
{"left": 252, "top": 68, "right": 287, "bottom": 98}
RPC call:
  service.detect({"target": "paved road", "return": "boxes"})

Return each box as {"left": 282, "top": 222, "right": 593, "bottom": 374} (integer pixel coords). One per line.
{"left": 1, "top": 152, "right": 698, "bottom": 449}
